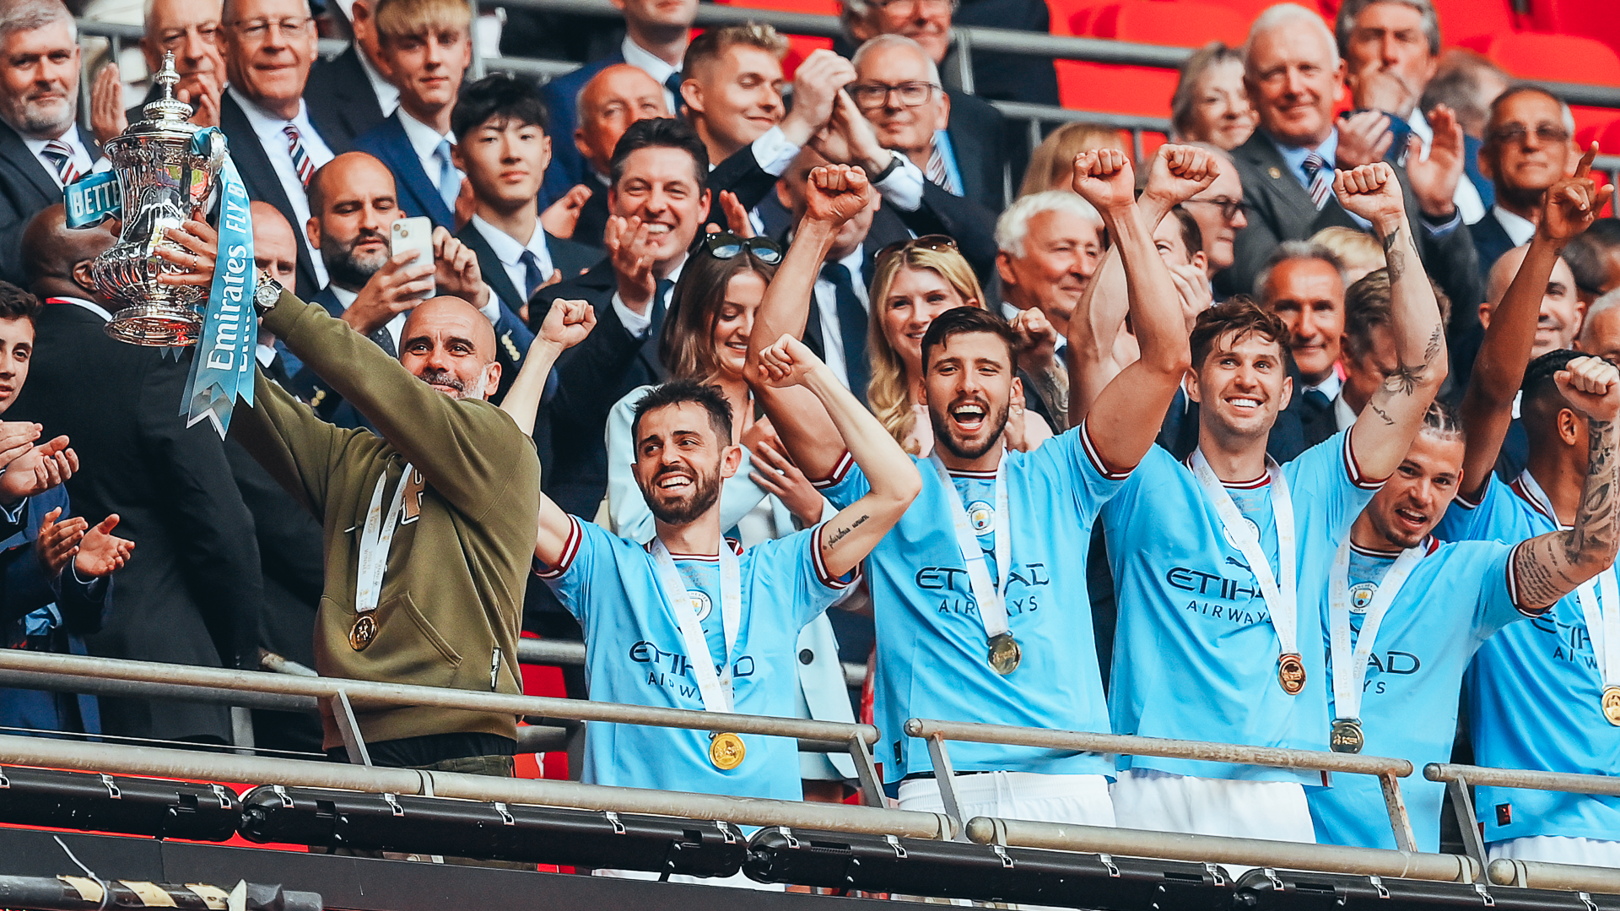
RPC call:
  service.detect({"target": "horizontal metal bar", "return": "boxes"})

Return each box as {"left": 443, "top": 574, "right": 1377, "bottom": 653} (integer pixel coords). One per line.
{"left": 968, "top": 817, "right": 1479, "bottom": 883}
{"left": 1488, "top": 858, "right": 1620, "bottom": 893}
{"left": 0, "top": 650, "right": 878, "bottom": 746}
{"left": 0, "top": 667, "right": 321, "bottom": 714}
{"left": 259, "top": 650, "right": 319, "bottom": 677}
{"left": 907, "top": 718, "right": 1413, "bottom": 777}
{"left": 1424, "top": 763, "right": 1620, "bottom": 798}
{"left": 0, "top": 733, "right": 953, "bottom": 839}
{"left": 515, "top": 637, "right": 868, "bottom": 689}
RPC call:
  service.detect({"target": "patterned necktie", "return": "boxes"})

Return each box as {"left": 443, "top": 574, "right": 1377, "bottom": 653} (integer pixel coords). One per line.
{"left": 1303, "top": 151, "right": 1333, "bottom": 211}
{"left": 820, "top": 261, "right": 871, "bottom": 402}
{"left": 520, "top": 249, "right": 547, "bottom": 299}
{"left": 369, "top": 323, "right": 397, "bottom": 358}
{"left": 284, "top": 124, "right": 314, "bottom": 186}
{"left": 40, "top": 138, "right": 79, "bottom": 186}
{"left": 435, "top": 138, "right": 459, "bottom": 212}
{"left": 926, "top": 138, "right": 962, "bottom": 197}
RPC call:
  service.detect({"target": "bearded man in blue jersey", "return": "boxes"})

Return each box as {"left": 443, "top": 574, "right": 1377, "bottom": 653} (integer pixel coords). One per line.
{"left": 752, "top": 148, "right": 1206, "bottom": 827}
{"left": 1092, "top": 160, "right": 1447, "bottom": 845}
{"left": 1437, "top": 144, "right": 1620, "bottom": 869}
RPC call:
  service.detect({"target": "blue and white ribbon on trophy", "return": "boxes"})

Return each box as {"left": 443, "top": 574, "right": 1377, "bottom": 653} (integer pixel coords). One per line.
{"left": 180, "top": 127, "right": 257, "bottom": 437}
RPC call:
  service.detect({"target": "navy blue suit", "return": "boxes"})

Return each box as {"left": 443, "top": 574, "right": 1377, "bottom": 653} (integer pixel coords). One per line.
{"left": 0, "top": 485, "right": 109, "bottom": 736}
{"left": 539, "top": 52, "right": 624, "bottom": 208}
{"left": 354, "top": 114, "right": 455, "bottom": 229}
{"left": 1471, "top": 208, "right": 1518, "bottom": 283}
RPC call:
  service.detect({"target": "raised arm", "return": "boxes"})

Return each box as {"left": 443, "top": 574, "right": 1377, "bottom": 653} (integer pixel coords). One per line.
{"left": 1339, "top": 162, "right": 1449, "bottom": 482}
{"left": 1068, "top": 144, "right": 1216, "bottom": 425}
{"left": 498, "top": 300, "right": 597, "bottom": 436}
{"left": 1511, "top": 356, "right": 1620, "bottom": 612}
{"left": 755, "top": 334, "right": 920, "bottom": 577}
{"left": 747, "top": 165, "right": 876, "bottom": 480}
{"left": 1458, "top": 145, "right": 1611, "bottom": 500}
{"left": 1072, "top": 148, "right": 1199, "bottom": 473}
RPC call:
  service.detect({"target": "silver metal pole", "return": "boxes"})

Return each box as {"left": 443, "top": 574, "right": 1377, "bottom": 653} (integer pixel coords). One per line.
{"left": 1425, "top": 762, "right": 1620, "bottom": 798}
{"left": 1487, "top": 858, "right": 1620, "bottom": 893}
{"left": 467, "top": 0, "right": 485, "bottom": 79}
{"left": 516, "top": 638, "right": 869, "bottom": 689}
{"left": 0, "top": 650, "right": 879, "bottom": 746}
{"left": 967, "top": 818, "right": 1481, "bottom": 883}
{"left": 0, "top": 733, "right": 955, "bottom": 839}
{"left": 907, "top": 718, "right": 1414, "bottom": 778}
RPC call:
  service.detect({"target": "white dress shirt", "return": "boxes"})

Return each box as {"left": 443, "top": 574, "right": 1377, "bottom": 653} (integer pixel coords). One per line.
{"left": 1407, "top": 109, "right": 1485, "bottom": 225}
{"left": 228, "top": 86, "right": 334, "bottom": 286}
{"left": 1333, "top": 392, "right": 1357, "bottom": 431}
{"left": 811, "top": 246, "right": 870, "bottom": 390}
{"left": 1491, "top": 205, "right": 1537, "bottom": 248}
{"left": 613, "top": 256, "right": 686, "bottom": 338}
{"left": 471, "top": 214, "right": 554, "bottom": 299}
{"left": 621, "top": 36, "right": 682, "bottom": 113}
{"left": 1303, "top": 371, "right": 1343, "bottom": 402}
{"left": 355, "top": 43, "right": 400, "bottom": 118}
{"left": 23, "top": 130, "right": 95, "bottom": 187}
{"left": 397, "top": 108, "right": 461, "bottom": 195}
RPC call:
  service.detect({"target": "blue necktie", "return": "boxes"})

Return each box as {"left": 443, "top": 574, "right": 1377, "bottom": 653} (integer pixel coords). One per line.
{"left": 520, "top": 249, "right": 547, "bottom": 298}
{"left": 435, "top": 139, "right": 459, "bottom": 212}
{"left": 665, "top": 73, "right": 684, "bottom": 117}
{"left": 821, "top": 261, "right": 870, "bottom": 402}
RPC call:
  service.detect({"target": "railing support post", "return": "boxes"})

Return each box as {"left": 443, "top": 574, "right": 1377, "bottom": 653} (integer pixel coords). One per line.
{"left": 1447, "top": 775, "right": 1489, "bottom": 882}
{"left": 331, "top": 690, "right": 372, "bottom": 766}
{"left": 924, "top": 732, "right": 967, "bottom": 842}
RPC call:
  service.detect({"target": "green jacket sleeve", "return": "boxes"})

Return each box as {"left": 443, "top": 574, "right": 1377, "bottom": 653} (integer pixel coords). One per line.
{"left": 232, "top": 362, "right": 350, "bottom": 520}
{"left": 262, "top": 291, "right": 534, "bottom": 521}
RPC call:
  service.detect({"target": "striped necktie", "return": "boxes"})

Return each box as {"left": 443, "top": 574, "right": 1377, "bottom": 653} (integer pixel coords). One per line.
{"left": 40, "top": 138, "right": 80, "bottom": 186}
{"left": 1303, "top": 151, "right": 1333, "bottom": 211}
{"left": 284, "top": 124, "right": 315, "bottom": 186}
{"left": 926, "top": 139, "right": 962, "bottom": 197}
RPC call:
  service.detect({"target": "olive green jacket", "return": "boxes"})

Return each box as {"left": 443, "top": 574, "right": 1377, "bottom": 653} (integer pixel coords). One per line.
{"left": 235, "top": 291, "right": 540, "bottom": 750}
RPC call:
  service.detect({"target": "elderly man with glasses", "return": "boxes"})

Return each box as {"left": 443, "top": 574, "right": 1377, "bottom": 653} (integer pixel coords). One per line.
{"left": 1470, "top": 87, "right": 1580, "bottom": 284}
{"left": 89, "top": 0, "right": 226, "bottom": 145}
{"left": 217, "top": 0, "right": 351, "bottom": 296}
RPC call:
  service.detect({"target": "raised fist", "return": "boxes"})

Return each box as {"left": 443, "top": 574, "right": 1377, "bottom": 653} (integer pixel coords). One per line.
{"left": 1072, "top": 149, "right": 1136, "bottom": 213}
{"left": 1332, "top": 162, "right": 1406, "bottom": 228}
{"left": 804, "top": 165, "right": 875, "bottom": 227}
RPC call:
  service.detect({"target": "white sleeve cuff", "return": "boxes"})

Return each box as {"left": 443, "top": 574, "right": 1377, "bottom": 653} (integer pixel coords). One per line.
{"left": 478, "top": 286, "right": 501, "bottom": 325}
{"left": 611, "top": 291, "right": 654, "bottom": 338}
{"left": 750, "top": 125, "right": 801, "bottom": 178}
{"left": 874, "top": 153, "right": 925, "bottom": 212}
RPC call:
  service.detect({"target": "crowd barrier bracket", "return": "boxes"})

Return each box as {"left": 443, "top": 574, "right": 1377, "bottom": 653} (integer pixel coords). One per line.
{"left": 331, "top": 691, "right": 373, "bottom": 766}
{"left": 1445, "top": 774, "right": 1490, "bottom": 882}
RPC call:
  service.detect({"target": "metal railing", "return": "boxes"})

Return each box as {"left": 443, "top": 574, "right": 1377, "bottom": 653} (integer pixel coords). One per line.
{"left": 1425, "top": 762, "right": 1620, "bottom": 894}
{"left": 513, "top": 637, "right": 867, "bottom": 690}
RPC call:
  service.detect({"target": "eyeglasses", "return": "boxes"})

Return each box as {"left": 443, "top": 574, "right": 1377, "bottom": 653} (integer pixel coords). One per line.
{"left": 849, "top": 81, "right": 939, "bottom": 111}
{"left": 229, "top": 16, "right": 312, "bottom": 40}
{"left": 875, "top": 234, "right": 956, "bottom": 266}
{"left": 873, "top": 0, "right": 956, "bottom": 12}
{"left": 1487, "top": 123, "right": 1572, "bottom": 146}
{"left": 702, "top": 232, "right": 783, "bottom": 264}
{"left": 1183, "top": 196, "right": 1249, "bottom": 221}
{"left": 157, "top": 21, "right": 221, "bottom": 50}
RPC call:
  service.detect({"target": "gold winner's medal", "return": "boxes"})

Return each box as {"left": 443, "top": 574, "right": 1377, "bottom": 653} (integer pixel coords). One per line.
{"left": 988, "top": 633, "right": 1022, "bottom": 675}
{"left": 709, "top": 732, "right": 745, "bottom": 770}
{"left": 1330, "top": 719, "right": 1364, "bottom": 753}
{"left": 349, "top": 614, "right": 377, "bottom": 651}
{"left": 1277, "top": 652, "right": 1306, "bottom": 695}
{"left": 1603, "top": 686, "right": 1620, "bottom": 726}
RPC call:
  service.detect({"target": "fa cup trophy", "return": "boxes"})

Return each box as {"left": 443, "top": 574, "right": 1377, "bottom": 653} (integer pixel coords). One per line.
{"left": 89, "top": 52, "right": 227, "bottom": 346}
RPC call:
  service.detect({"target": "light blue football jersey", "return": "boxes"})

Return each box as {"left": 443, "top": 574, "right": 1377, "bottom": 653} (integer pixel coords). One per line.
{"left": 1435, "top": 474, "right": 1620, "bottom": 843}
{"left": 1100, "top": 432, "right": 1381, "bottom": 783}
{"left": 1307, "top": 538, "right": 1529, "bottom": 850}
{"left": 817, "top": 424, "right": 1127, "bottom": 783}
{"left": 537, "top": 516, "right": 851, "bottom": 799}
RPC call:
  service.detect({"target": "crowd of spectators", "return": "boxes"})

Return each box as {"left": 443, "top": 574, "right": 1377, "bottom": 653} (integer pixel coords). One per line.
{"left": 0, "top": 0, "right": 1618, "bottom": 877}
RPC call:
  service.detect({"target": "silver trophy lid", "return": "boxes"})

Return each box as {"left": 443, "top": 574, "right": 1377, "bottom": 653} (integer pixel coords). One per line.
{"left": 130, "top": 52, "right": 198, "bottom": 134}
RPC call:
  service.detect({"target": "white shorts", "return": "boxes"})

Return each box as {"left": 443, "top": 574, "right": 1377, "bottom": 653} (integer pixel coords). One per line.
{"left": 1111, "top": 769, "right": 1316, "bottom": 842}
{"left": 592, "top": 868, "right": 785, "bottom": 891}
{"left": 897, "top": 770, "right": 1116, "bottom": 828}
{"left": 1487, "top": 835, "right": 1620, "bottom": 867}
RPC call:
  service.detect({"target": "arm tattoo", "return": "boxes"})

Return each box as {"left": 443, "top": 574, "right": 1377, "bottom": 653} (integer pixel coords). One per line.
{"left": 1423, "top": 325, "right": 1442, "bottom": 366}
{"left": 1383, "top": 227, "right": 1407, "bottom": 283}
{"left": 1514, "top": 418, "right": 1620, "bottom": 609}
{"left": 822, "top": 513, "right": 870, "bottom": 550}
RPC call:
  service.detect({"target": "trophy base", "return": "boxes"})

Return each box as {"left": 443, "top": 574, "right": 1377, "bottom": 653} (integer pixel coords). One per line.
{"left": 105, "top": 304, "right": 201, "bottom": 347}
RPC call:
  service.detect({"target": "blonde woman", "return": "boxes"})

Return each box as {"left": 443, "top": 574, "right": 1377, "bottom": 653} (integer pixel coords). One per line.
{"left": 865, "top": 235, "right": 1055, "bottom": 455}
{"left": 1169, "top": 42, "right": 1256, "bottom": 151}
{"left": 1018, "top": 122, "right": 1130, "bottom": 198}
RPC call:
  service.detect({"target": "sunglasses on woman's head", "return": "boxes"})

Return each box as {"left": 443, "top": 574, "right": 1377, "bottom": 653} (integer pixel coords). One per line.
{"left": 875, "top": 234, "right": 958, "bottom": 266}
{"left": 701, "top": 232, "right": 784, "bottom": 265}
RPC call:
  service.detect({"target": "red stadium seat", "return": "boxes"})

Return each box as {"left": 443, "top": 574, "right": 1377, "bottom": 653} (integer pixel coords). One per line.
{"left": 1469, "top": 32, "right": 1620, "bottom": 86}
{"left": 1520, "top": 0, "right": 1620, "bottom": 61}
{"left": 1430, "top": 0, "right": 1515, "bottom": 46}
{"left": 1057, "top": 0, "right": 1253, "bottom": 122}
{"left": 1047, "top": 0, "right": 1115, "bottom": 36}
{"left": 712, "top": 0, "right": 837, "bottom": 77}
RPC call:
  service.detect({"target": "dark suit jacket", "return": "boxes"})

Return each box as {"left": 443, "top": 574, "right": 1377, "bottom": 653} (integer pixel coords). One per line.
{"left": 304, "top": 45, "right": 389, "bottom": 152}
{"left": 539, "top": 51, "right": 625, "bottom": 208}
{"left": 950, "top": 0, "right": 1060, "bottom": 108}
{"left": 1224, "top": 129, "right": 1482, "bottom": 320}
{"left": 354, "top": 113, "right": 454, "bottom": 229}
{"left": 944, "top": 88, "right": 1009, "bottom": 215}
{"left": 219, "top": 92, "right": 347, "bottom": 297}
{"left": 529, "top": 260, "right": 668, "bottom": 518}
{"left": 0, "top": 121, "right": 98, "bottom": 285}
{"left": 1471, "top": 208, "right": 1517, "bottom": 285}
{"left": 456, "top": 219, "right": 597, "bottom": 315}
{"left": 572, "top": 181, "right": 612, "bottom": 249}
{"left": 8, "top": 301, "right": 264, "bottom": 744}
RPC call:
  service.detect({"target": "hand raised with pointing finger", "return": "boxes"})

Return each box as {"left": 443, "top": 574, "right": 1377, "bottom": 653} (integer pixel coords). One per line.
{"left": 1539, "top": 143, "right": 1614, "bottom": 244}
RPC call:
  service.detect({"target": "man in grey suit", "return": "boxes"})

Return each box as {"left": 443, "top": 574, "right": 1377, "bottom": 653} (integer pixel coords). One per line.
{"left": 1224, "top": 3, "right": 1478, "bottom": 315}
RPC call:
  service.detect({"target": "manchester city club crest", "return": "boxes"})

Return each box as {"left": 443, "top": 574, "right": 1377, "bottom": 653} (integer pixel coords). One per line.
{"left": 1349, "top": 582, "right": 1378, "bottom": 613}
{"left": 687, "top": 590, "right": 712, "bottom": 622}
{"left": 967, "top": 500, "right": 995, "bottom": 533}
{"left": 1221, "top": 517, "right": 1263, "bottom": 549}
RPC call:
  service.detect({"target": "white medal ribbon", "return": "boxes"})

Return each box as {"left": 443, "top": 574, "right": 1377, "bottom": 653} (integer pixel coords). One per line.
{"left": 355, "top": 462, "right": 414, "bottom": 615}
{"left": 649, "top": 539, "right": 742, "bottom": 714}
{"left": 930, "top": 454, "right": 1012, "bottom": 641}
{"left": 1190, "top": 450, "right": 1299, "bottom": 660}
{"left": 1328, "top": 538, "right": 1425, "bottom": 722}
{"left": 1517, "top": 471, "right": 1620, "bottom": 694}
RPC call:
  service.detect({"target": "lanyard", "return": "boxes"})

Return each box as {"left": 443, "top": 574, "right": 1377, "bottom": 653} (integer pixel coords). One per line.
{"left": 1517, "top": 471, "right": 1620, "bottom": 693}
{"left": 1328, "top": 539, "right": 1425, "bottom": 721}
{"left": 1190, "top": 450, "right": 1298, "bottom": 660}
{"left": 649, "top": 539, "right": 742, "bottom": 714}
{"left": 931, "top": 454, "right": 1012, "bottom": 640}
{"left": 355, "top": 462, "right": 414, "bottom": 615}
